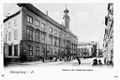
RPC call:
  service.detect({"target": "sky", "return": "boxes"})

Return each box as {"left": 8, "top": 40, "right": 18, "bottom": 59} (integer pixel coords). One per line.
{"left": 3, "top": 3, "right": 107, "bottom": 48}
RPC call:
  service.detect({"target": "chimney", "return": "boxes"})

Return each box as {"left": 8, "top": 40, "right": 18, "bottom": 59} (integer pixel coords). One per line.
{"left": 46, "top": 10, "right": 48, "bottom": 15}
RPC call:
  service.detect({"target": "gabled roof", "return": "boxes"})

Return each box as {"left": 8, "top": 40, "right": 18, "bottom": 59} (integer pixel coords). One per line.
{"left": 3, "top": 11, "right": 20, "bottom": 23}
{"left": 17, "top": 3, "right": 64, "bottom": 30}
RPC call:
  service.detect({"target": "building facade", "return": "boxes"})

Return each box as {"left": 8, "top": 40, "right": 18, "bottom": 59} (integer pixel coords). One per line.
{"left": 3, "top": 3, "right": 78, "bottom": 62}
{"left": 103, "top": 3, "right": 113, "bottom": 65}
{"left": 77, "top": 41, "right": 97, "bottom": 58}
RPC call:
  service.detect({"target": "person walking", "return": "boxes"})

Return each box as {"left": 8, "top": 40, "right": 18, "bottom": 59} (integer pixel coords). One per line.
{"left": 98, "top": 60, "right": 102, "bottom": 65}
{"left": 76, "top": 57, "right": 81, "bottom": 65}
{"left": 92, "top": 59, "right": 98, "bottom": 66}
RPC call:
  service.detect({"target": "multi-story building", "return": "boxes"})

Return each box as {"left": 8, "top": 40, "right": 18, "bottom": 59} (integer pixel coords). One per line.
{"left": 77, "top": 41, "right": 97, "bottom": 58}
{"left": 103, "top": 3, "right": 113, "bottom": 65}
{"left": 3, "top": 3, "right": 78, "bottom": 62}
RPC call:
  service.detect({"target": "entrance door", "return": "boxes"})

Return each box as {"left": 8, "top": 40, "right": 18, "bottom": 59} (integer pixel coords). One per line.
{"left": 9, "top": 46, "right": 12, "bottom": 56}
{"left": 14, "top": 45, "right": 18, "bottom": 56}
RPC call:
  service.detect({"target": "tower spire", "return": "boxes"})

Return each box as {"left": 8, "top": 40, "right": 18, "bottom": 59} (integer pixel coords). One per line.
{"left": 64, "top": 4, "right": 69, "bottom": 13}
{"left": 65, "top": 4, "right": 67, "bottom": 10}
{"left": 63, "top": 4, "right": 70, "bottom": 30}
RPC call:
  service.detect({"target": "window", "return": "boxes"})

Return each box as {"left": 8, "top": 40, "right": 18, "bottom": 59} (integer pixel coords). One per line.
{"left": 27, "top": 15, "right": 33, "bottom": 23}
{"left": 5, "top": 33, "right": 7, "bottom": 42}
{"left": 36, "top": 46, "right": 40, "bottom": 55}
{"left": 54, "top": 37, "right": 57, "bottom": 46}
{"left": 41, "top": 33, "right": 45, "bottom": 43}
{"left": 49, "top": 27, "right": 53, "bottom": 33}
{"left": 54, "top": 48, "right": 57, "bottom": 54}
{"left": 9, "top": 46, "right": 12, "bottom": 56}
{"left": 49, "top": 48, "right": 53, "bottom": 55}
{"left": 28, "top": 45, "right": 33, "bottom": 56}
{"left": 58, "top": 39, "right": 61, "bottom": 46}
{"left": 35, "top": 31, "right": 39, "bottom": 42}
{"left": 39, "top": 32, "right": 41, "bottom": 42}
{"left": 35, "top": 19, "right": 40, "bottom": 27}
{"left": 42, "top": 47, "right": 45, "bottom": 54}
{"left": 41, "top": 23, "right": 45, "bottom": 29}
{"left": 63, "top": 40, "right": 66, "bottom": 47}
{"left": 14, "top": 30, "right": 18, "bottom": 40}
{"left": 14, "top": 20, "right": 17, "bottom": 26}
{"left": 14, "top": 45, "right": 18, "bottom": 56}
{"left": 26, "top": 28, "right": 33, "bottom": 41}
{"left": 54, "top": 29, "right": 57, "bottom": 34}
{"left": 8, "top": 32, "right": 11, "bottom": 41}
{"left": 8, "top": 22, "right": 11, "bottom": 28}
{"left": 59, "top": 31, "right": 61, "bottom": 36}
{"left": 57, "top": 39, "right": 59, "bottom": 46}
{"left": 49, "top": 36, "right": 53, "bottom": 45}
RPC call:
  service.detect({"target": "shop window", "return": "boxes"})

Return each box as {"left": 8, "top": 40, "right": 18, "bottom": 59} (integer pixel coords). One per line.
{"left": 9, "top": 46, "right": 12, "bottom": 56}
{"left": 36, "top": 46, "right": 40, "bottom": 55}
{"left": 28, "top": 45, "right": 33, "bottom": 56}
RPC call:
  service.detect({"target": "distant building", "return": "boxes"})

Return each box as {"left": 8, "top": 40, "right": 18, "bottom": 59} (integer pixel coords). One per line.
{"left": 103, "top": 3, "right": 113, "bottom": 65}
{"left": 3, "top": 3, "right": 78, "bottom": 62}
{"left": 97, "top": 48, "right": 103, "bottom": 57}
{"left": 78, "top": 41, "right": 97, "bottom": 58}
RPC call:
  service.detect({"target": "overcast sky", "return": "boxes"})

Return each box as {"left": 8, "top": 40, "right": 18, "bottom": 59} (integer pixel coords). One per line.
{"left": 3, "top": 3, "right": 107, "bottom": 48}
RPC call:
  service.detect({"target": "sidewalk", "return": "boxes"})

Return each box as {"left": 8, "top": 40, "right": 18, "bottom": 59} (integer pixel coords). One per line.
{"left": 16, "top": 60, "right": 64, "bottom": 65}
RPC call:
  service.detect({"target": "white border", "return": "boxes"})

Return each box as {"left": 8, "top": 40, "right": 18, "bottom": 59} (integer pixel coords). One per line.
{"left": 0, "top": 0, "right": 120, "bottom": 80}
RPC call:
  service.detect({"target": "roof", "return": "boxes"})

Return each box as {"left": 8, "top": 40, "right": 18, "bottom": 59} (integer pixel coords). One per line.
{"left": 17, "top": 3, "right": 64, "bottom": 30}
{"left": 17, "top": 3, "right": 78, "bottom": 39}
{"left": 3, "top": 11, "right": 20, "bottom": 23}
{"left": 3, "top": 3, "right": 78, "bottom": 40}
{"left": 68, "top": 30, "right": 78, "bottom": 39}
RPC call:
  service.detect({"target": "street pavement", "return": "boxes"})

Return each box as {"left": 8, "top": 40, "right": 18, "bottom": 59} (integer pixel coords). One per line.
{"left": 5, "top": 57, "right": 105, "bottom": 68}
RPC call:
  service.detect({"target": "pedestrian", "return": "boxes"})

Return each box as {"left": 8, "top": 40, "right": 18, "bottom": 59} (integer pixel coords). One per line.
{"left": 92, "top": 59, "right": 97, "bottom": 66}
{"left": 76, "top": 57, "right": 81, "bottom": 65}
{"left": 98, "top": 60, "right": 102, "bottom": 65}
{"left": 104, "top": 58, "right": 106, "bottom": 64}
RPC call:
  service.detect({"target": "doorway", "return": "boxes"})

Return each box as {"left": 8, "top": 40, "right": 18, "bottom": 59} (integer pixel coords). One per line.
{"left": 9, "top": 46, "right": 12, "bottom": 56}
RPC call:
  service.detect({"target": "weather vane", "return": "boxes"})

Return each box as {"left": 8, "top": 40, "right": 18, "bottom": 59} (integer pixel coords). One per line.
{"left": 65, "top": 4, "right": 68, "bottom": 10}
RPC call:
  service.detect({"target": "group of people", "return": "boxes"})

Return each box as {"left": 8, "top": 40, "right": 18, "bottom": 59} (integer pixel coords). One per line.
{"left": 92, "top": 59, "right": 103, "bottom": 66}
{"left": 76, "top": 57, "right": 103, "bottom": 66}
